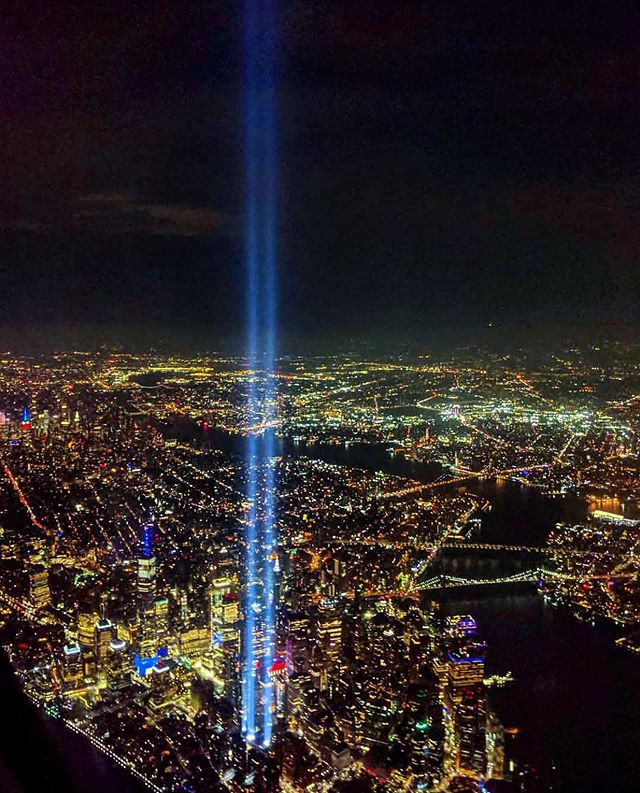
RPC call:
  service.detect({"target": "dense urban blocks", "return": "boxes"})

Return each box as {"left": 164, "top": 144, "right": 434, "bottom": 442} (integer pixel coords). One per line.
{"left": 0, "top": 347, "right": 639, "bottom": 790}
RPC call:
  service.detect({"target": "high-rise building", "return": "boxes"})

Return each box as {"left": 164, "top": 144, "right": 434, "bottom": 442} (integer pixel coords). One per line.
{"left": 444, "top": 623, "right": 488, "bottom": 777}
{"left": 207, "top": 577, "right": 240, "bottom": 699}
{"left": 316, "top": 604, "right": 342, "bottom": 661}
{"left": 152, "top": 597, "right": 170, "bottom": 651}
{"left": 137, "top": 522, "right": 159, "bottom": 657}
{"left": 179, "top": 626, "right": 210, "bottom": 660}
{"left": 486, "top": 709, "right": 505, "bottom": 780}
{"left": 77, "top": 609, "right": 99, "bottom": 650}
{"left": 148, "top": 660, "right": 181, "bottom": 711}
{"left": 210, "top": 577, "right": 233, "bottom": 645}
{"left": 83, "top": 649, "right": 97, "bottom": 682}
{"left": 447, "top": 649, "right": 485, "bottom": 699}
{"left": 106, "top": 639, "right": 132, "bottom": 691}
{"left": 29, "top": 565, "right": 50, "bottom": 611}
{"left": 285, "top": 612, "right": 310, "bottom": 675}
{"left": 95, "top": 618, "right": 115, "bottom": 666}
{"left": 137, "top": 554, "right": 156, "bottom": 605}
{"left": 455, "top": 685, "right": 487, "bottom": 775}
{"left": 61, "top": 642, "right": 83, "bottom": 692}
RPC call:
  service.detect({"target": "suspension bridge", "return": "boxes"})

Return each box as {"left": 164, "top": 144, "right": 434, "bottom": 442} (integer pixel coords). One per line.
{"left": 418, "top": 569, "right": 542, "bottom": 591}
{"left": 417, "top": 566, "right": 634, "bottom": 592}
{"left": 379, "top": 464, "right": 550, "bottom": 500}
{"left": 308, "top": 537, "right": 545, "bottom": 555}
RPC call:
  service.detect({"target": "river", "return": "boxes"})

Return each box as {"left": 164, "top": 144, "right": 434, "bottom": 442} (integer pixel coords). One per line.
{"left": 6, "top": 425, "right": 635, "bottom": 791}
{"left": 212, "top": 433, "right": 639, "bottom": 792}
{"left": 169, "top": 425, "right": 640, "bottom": 790}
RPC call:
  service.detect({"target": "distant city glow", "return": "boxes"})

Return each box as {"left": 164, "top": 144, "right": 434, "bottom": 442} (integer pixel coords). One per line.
{"left": 2, "top": 343, "right": 639, "bottom": 788}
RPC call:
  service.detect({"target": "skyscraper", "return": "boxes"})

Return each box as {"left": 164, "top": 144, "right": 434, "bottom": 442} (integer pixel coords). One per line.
{"left": 28, "top": 565, "right": 50, "bottom": 611}
{"left": 137, "top": 522, "right": 158, "bottom": 657}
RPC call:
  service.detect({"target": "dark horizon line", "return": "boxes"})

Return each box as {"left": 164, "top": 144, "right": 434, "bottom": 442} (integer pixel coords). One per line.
{"left": 0, "top": 321, "right": 637, "bottom": 357}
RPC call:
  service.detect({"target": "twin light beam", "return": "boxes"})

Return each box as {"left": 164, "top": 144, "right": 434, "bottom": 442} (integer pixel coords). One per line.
{"left": 241, "top": 0, "right": 278, "bottom": 748}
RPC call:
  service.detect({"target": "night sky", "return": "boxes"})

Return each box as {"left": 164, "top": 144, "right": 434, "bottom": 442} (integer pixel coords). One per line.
{"left": 2, "top": 0, "right": 640, "bottom": 350}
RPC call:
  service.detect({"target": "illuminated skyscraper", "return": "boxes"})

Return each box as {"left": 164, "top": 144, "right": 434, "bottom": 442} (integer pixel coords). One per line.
{"left": 210, "top": 577, "right": 233, "bottom": 645}
{"left": 137, "top": 522, "right": 159, "bottom": 657}
{"left": 444, "top": 619, "right": 488, "bottom": 777}
{"left": 137, "top": 523, "right": 156, "bottom": 606}
{"left": 106, "top": 639, "right": 131, "bottom": 691}
{"left": 78, "top": 609, "right": 99, "bottom": 649}
{"left": 316, "top": 605, "right": 342, "bottom": 662}
{"left": 61, "top": 642, "right": 83, "bottom": 692}
{"left": 95, "top": 618, "right": 114, "bottom": 664}
{"left": 29, "top": 565, "right": 50, "bottom": 611}
{"left": 152, "top": 597, "right": 170, "bottom": 651}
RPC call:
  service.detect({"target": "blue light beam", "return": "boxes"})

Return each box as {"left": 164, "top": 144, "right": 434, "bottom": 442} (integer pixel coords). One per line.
{"left": 242, "top": 0, "right": 278, "bottom": 747}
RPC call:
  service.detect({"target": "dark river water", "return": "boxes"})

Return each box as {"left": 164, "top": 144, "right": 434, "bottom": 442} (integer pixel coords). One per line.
{"left": 201, "top": 432, "right": 639, "bottom": 792}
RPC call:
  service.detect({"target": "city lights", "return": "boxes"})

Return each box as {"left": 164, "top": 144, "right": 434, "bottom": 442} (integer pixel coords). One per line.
{"left": 0, "top": 0, "right": 636, "bottom": 789}
{"left": 0, "top": 345, "right": 639, "bottom": 790}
